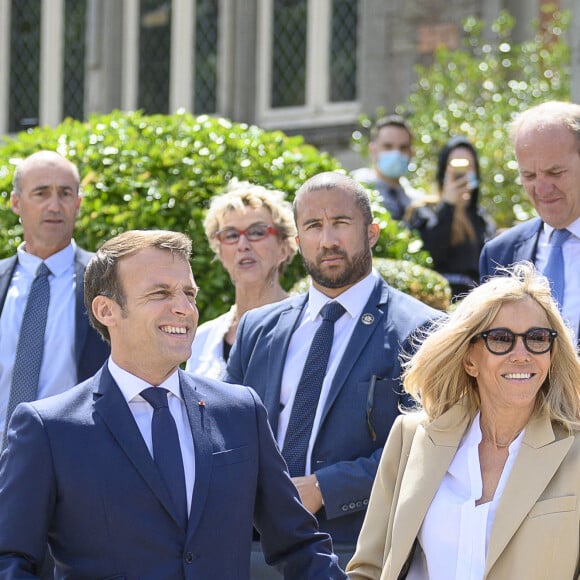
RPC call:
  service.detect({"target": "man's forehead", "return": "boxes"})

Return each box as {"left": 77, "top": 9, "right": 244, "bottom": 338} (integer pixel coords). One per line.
{"left": 296, "top": 188, "right": 359, "bottom": 218}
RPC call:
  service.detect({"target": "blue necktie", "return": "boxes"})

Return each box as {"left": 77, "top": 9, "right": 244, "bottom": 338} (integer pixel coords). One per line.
{"left": 3, "top": 263, "right": 51, "bottom": 449}
{"left": 543, "top": 228, "right": 571, "bottom": 309}
{"left": 140, "top": 387, "right": 188, "bottom": 528}
{"left": 282, "top": 301, "right": 345, "bottom": 477}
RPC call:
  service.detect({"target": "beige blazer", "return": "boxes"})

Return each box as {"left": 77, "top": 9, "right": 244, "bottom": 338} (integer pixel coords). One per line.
{"left": 347, "top": 401, "right": 580, "bottom": 579}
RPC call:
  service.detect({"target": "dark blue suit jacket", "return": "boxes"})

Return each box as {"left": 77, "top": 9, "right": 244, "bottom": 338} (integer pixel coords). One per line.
{"left": 479, "top": 217, "right": 542, "bottom": 281}
{"left": 0, "top": 367, "right": 346, "bottom": 579}
{"left": 0, "top": 246, "right": 110, "bottom": 382}
{"left": 225, "top": 276, "right": 441, "bottom": 544}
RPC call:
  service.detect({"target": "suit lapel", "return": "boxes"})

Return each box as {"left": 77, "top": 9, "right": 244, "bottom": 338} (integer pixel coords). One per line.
{"left": 390, "top": 406, "right": 470, "bottom": 573}
{"left": 263, "top": 298, "right": 305, "bottom": 432}
{"left": 485, "top": 414, "right": 574, "bottom": 574}
{"left": 0, "top": 257, "right": 18, "bottom": 314}
{"left": 179, "top": 372, "right": 214, "bottom": 537}
{"left": 93, "top": 365, "right": 181, "bottom": 527}
{"left": 73, "top": 251, "right": 88, "bottom": 365}
{"left": 512, "top": 219, "right": 542, "bottom": 263}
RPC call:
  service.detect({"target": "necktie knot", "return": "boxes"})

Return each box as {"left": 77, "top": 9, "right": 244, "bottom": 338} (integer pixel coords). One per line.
{"left": 141, "top": 387, "right": 170, "bottom": 410}
{"left": 36, "top": 262, "right": 52, "bottom": 279}
{"left": 551, "top": 228, "right": 571, "bottom": 248}
{"left": 321, "top": 301, "right": 345, "bottom": 323}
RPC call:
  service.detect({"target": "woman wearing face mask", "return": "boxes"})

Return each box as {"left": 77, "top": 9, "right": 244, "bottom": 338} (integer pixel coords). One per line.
{"left": 406, "top": 136, "right": 496, "bottom": 299}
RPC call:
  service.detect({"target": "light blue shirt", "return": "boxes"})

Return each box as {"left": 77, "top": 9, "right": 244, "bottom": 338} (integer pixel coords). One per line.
{"left": 535, "top": 217, "right": 580, "bottom": 343}
{"left": 0, "top": 242, "right": 77, "bottom": 436}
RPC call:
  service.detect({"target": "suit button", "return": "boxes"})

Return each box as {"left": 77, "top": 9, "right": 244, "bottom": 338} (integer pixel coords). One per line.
{"left": 356, "top": 501, "right": 362, "bottom": 508}
{"left": 363, "top": 499, "right": 369, "bottom": 506}
{"left": 184, "top": 552, "right": 195, "bottom": 564}
{"left": 349, "top": 502, "right": 356, "bottom": 510}
{"left": 341, "top": 504, "right": 348, "bottom": 512}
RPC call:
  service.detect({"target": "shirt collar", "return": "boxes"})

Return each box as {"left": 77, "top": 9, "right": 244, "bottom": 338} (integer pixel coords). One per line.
{"left": 107, "top": 357, "right": 182, "bottom": 404}
{"left": 307, "top": 270, "right": 377, "bottom": 319}
{"left": 543, "top": 217, "right": 580, "bottom": 241}
{"left": 17, "top": 240, "right": 76, "bottom": 277}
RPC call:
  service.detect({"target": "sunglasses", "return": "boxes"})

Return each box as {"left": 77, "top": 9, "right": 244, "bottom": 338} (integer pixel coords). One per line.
{"left": 214, "top": 224, "right": 278, "bottom": 245}
{"left": 470, "top": 327, "right": 557, "bottom": 355}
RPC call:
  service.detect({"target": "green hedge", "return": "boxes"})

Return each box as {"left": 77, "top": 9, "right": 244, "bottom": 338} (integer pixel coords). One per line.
{"left": 0, "top": 110, "right": 438, "bottom": 321}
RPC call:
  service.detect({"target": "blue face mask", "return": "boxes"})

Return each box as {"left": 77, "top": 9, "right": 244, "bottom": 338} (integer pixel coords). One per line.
{"left": 466, "top": 171, "right": 479, "bottom": 191}
{"left": 377, "top": 150, "right": 410, "bottom": 179}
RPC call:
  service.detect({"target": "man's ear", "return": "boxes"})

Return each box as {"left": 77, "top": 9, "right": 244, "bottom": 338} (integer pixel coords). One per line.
{"left": 10, "top": 192, "right": 20, "bottom": 216}
{"left": 368, "top": 223, "right": 380, "bottom": 249}
{"left": 92, "top": 296, "right": 117, "bottom": 329}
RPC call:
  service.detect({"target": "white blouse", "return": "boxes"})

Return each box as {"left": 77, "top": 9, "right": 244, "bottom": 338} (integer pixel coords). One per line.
{"left": 407, "top": 413, "right": 525, "bottom": 580}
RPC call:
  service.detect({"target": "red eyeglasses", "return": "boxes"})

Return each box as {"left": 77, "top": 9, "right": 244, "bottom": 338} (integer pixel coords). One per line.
{"left": 214, "top": 224, "right": 279, "bottom": 245}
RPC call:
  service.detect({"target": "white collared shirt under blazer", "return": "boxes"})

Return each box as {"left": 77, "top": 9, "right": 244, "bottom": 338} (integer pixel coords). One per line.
{"left": 347, "top": 399, "right": 580, "bottom": 580}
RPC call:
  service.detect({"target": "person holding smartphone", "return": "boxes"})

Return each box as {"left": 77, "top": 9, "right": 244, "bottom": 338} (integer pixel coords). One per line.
{"left": 405, "top": 136, "right": 496, "bottom": 299}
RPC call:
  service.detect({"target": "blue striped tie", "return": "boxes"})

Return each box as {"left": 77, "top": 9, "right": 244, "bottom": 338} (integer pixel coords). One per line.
{"left": 543, "top": 228, "right": 571, "bottom": 309}
{"left": 3, "top": 262, "right": 51, "bottom": 449}
{"left": 282, "top": 301, "right": 345, "bottom": 477}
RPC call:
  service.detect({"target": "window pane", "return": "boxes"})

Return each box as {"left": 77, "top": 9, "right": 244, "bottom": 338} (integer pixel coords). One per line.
{"left": 139, "top": 0, "right": 171, "bottom": 114}
{"left": 272, "top": 0, "right": 307, "bottom": 108}
{"left": 9, "top": 0, "right": 41, "bottom": 132}
{"left": 194, "top": 0, "right": 218, "bottom": 113}
{"left": 64, "top": 0, "right": 87, "bottom": 120}
{"left": 330, "top": 0, "right": 358, "bottom": 102}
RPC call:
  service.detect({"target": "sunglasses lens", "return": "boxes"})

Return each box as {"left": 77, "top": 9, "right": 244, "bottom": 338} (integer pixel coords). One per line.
{"left": 485, "top": 330, "right": 514, "bottom": 354}
{"left": 525, "top": 329, "right": 553, "bottom": 353}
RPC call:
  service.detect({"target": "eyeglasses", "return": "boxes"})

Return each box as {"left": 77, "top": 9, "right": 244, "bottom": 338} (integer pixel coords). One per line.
{"left": 214, "top": 224, "right": 279, "bottom": 245}
{"left": 470, "top": 327, "right": 557, "bottom": 355}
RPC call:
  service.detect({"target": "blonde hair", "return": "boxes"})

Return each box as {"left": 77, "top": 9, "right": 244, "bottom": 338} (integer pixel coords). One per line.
{"left": 204, "top": 180, "right": 297, "bottom": 272}
{"left": 404, "top": 262, "right": 580, "bottom": 432}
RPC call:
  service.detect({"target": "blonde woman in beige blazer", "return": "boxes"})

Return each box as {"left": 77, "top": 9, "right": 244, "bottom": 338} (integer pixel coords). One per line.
{"left": 348, "top": 263, "right": 580, "bottom": 579}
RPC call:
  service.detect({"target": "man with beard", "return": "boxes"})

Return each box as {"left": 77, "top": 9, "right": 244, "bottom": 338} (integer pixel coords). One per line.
{"left": 225, "top": 172, "right": 440, "bottom": 573}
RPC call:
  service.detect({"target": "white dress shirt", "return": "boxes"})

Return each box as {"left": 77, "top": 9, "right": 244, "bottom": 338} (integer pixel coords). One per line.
{"left": 407, "top": 413, "right": 524, "bottom": 580}
{"left": 0, "top": 242, "right": 77, "bottom": 436}
{"left": 108, "top": 358, "right": 196, "bottom": 514}
{"left": 535, "top": 218, "right": 580, "bottom": 343}
{"left": 278, "top": 271, "right": 376, "bottom": 474}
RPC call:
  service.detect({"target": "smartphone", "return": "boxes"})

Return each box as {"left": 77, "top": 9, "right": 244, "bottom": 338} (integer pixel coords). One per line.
{"left": 449, "top": 158, "right": 470, "bottom": 180}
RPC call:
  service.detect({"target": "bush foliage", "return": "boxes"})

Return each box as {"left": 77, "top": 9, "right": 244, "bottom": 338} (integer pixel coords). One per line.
{"left": 0, "top": 110, "right": 438, "bottom": 321}
{"left": 353, "top": 9, "right": 570, "bottom": 229}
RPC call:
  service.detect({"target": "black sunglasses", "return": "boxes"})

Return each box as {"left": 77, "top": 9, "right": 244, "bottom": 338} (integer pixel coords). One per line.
{"left": 470, "top": 327, "right": 557, "bottom": 355}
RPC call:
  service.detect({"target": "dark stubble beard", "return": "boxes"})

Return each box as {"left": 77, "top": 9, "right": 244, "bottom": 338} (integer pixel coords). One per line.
{"left": 301, "top": 244, "right": 372, "bottom": 289}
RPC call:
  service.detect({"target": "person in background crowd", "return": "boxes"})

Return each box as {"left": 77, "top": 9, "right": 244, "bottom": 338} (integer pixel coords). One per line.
{"left": 185, "top": 181, "right": 297, "bottom": 378}
{"left": 226, "top": 172, "right": 440, "bottom": 573}
{"left": 480, "top": 100, "right": 580, "bottom": 343}
{"left": 0, "top": 229, "right": 347, "bottom": 580}
{"left": 352, "top": 115, "right": 423, "bottom": 220}
{"left": 407, "top": 136, "right": 496, "bottom": 299}
{"left": 0, "top": 150, "right": 109, "bottom": 450}
{"left": 347, "top": 262, "right": 580, "bottom": 579}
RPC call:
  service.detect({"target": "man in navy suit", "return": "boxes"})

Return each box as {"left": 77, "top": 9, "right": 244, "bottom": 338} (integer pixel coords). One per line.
{"left": 480, "top": 101, "right": 580, "bottom": 341}
{"left": 225, "top": 172, "right": 440, "bottom": 568}
{"left": 0, "top": 151, "right": 109, "bottom": 444}
{"left": 0, "top": 230, "right": 346, "bottom": 579}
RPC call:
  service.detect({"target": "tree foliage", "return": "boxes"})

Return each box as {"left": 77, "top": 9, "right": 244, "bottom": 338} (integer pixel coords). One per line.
{"left": 353, "top": 9, "right": 570, "bottom": 228}
{"left": 0, "top": 110, "right": 442, "bottom": 320}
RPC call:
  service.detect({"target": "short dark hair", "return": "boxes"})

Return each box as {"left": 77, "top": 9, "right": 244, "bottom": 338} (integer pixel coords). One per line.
{"left": 293, "top": 171, "right": 373, "bottom": 226}
{"left": 370, "top": 114, "right": 413, "bottom": 142}
{"left": 85, "top": 230, "right": 192, "bottom": 342}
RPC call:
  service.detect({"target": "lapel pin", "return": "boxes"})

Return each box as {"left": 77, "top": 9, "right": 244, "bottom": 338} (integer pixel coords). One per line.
{"left": 361, "top": 313, "right": 374, "bottom": 325}
{"left": 198, "top": 400, "right": 206, "bottom": 407}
